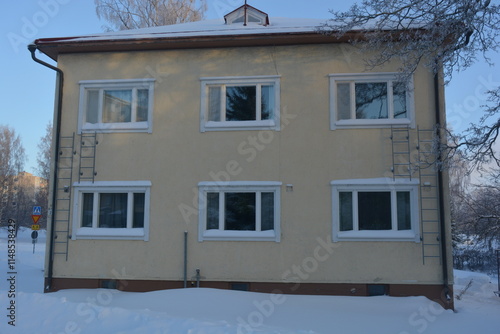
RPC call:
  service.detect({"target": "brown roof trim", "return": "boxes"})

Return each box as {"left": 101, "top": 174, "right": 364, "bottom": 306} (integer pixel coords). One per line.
{"left": 35, "top": 31, "right": 353, "bottom": 61}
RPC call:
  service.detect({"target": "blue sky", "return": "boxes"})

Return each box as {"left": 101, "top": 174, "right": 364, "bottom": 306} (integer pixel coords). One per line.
{"left": 1, "top": 0, "right": 498, "bottom": 175}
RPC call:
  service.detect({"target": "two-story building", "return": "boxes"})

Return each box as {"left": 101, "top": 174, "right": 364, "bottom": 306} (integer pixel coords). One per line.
{"left": 31, "top": 4, "right": 454, "bottom": 308}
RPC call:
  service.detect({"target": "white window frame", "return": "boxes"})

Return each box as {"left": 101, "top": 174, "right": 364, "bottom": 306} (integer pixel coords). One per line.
{"left": 329, "top": 73, "right": 415, "bottom": 130}
{"left": 331, "top": 178, "right": 420, "bottom": 242}
{"left": 198, "top": 181, "right": 281, "bottom": 241}
{"left": 72, "top": 181, "right": 151, "bottom": 240}
{"left": 200, "top": 76, "right": 281, "bottom": 132}
{"left": 78, "top": 79, "right": 155, "bottom": 133}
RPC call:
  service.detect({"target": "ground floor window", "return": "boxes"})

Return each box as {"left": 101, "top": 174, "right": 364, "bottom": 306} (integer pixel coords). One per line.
{"left": 72, "top": 181, "right": 151, "bottom": 240}
{"left": 198, "top": 181, "right": 281, "bottom": 241}
{"left": 331, "top": 178, "right": 420, "bottom": 242}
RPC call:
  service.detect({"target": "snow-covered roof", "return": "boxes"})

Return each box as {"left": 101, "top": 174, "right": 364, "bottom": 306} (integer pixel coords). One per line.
{"left": 40, "top": 17, "right": 327, "bottom": 43}
{"left": 34, "top": 17, "right": 336, "bottom": 61}
{"left": 34, "top": 14, "right": 423, "bottom": 61}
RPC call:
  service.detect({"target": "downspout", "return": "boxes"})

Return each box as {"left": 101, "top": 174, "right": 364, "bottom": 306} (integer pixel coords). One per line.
{"left": 183, "top": 231, "right": 188, "bottom": 288}
{"left": 28, "top": 44, "right": 63, "bottom": 292}
{"left": 433, "top": 67, "right": 451, "bottom": 305}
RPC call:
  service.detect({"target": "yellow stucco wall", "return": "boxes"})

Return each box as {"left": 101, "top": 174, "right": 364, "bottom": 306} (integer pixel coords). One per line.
{"left": 48, "top": 43, "right": 452, "bottom": 285}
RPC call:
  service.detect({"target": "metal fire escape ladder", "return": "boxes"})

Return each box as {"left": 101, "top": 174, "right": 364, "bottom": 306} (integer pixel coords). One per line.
{"left": 390, "top": 126, "right": 442, "bottom": 265}
{"left": 390, "top": 126, "right": 412, "bottom": 180}
{"left": 53, "top": 133, "right": 75, "bottom": 260}
{"left": 417, "top": 127, "right": 442, "bottom": 265}
{"left": 78, "top": 132, "right": 98, "bottom": 183}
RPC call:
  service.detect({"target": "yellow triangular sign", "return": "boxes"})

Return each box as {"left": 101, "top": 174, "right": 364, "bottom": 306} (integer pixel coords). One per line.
{"left": 32, "top": 215, "right": 41, "bottom": 224}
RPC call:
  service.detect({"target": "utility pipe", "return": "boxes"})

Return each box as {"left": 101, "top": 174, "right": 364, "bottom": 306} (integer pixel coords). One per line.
{"left": 28, "top": 44, "right": 64, "bottom": 292}
{"left": 183, "top": 231, "right": 187, "bottom": 288}
{"left": 433, "top": 68, "right": 451, "bottom": 305}
{"left": 496, "top": 249, "right": 499, "bottom": 297}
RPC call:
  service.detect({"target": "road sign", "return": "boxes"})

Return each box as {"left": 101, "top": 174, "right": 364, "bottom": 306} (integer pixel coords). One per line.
{"left": 31, "top": 224, "right": 40, "bottom": 231}
{"left": 31, "top": 230, "right": 38, "bottom": 253}
{"left": 32, "top": 215, "right": 41, "bottom": 224}
{"left": 33, "top": 206, "right": 42, "bottom": 215}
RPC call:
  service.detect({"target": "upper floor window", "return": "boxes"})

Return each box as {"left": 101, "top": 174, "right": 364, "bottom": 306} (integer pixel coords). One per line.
{"left": 198, "top": 181, "right": 281, "bottom": 241}
{"left": 331, "top": 178, "right": 420, "bottom": 242}
{"left": 72, "top": 181, "right": 151, "bottom": 240}
{"left": 329, "top": 73, "right": 414, "bottom": 129}
{"left": 79, "top": 79, "right": 155, "bottom": 133}
{"left": 200, "top": 76, "right": 280, "bottom": 132}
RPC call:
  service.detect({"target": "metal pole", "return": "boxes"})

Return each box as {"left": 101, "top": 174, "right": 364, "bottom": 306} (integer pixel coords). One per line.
{"left": 183, "top": 231, "right": 187, "bottom": 288}
{"left": 496, "top": 249, "right": 499, "bottom": 297}
{"left": 433, "top": 69, "right": 451, "bottom": 304}
{"left": 28, "top": 44, "right": 64, "bottom": 292}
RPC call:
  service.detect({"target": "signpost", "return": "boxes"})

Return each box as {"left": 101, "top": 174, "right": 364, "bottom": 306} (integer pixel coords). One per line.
{"left": 31, "top": 206, "right": 41, "bottom": 253}
{"left": 32, "top": 206, "right": 41, "bottom": 224}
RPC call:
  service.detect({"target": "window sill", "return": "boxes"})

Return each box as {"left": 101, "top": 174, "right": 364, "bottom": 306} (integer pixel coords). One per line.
{"left": 334, "top": 230, "right": 420, "bottom": 242}
{"left": 73, "top": 227, "right": 147, "bottom": 240}
{"left": 81, "top": 122, "right": 151, "bottom": 133}
{"left": 331, "top": 119, "right": 413, "bottom": 130}
{"left": 200, "top": 230, "right": 279, "bottom": 242}
{"left": 202, "top": 120, "right": 278, "bottom": 132}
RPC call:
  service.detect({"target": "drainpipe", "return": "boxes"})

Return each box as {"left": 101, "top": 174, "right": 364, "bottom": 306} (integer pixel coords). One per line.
{"left": 183, "top": 231, "right": 188, "bottom": 288}
{"left": 28, "top": 44, "right": 63, "bottom": 292}
{"left": 433, "top": 67, "right": 451, "bottom": 305}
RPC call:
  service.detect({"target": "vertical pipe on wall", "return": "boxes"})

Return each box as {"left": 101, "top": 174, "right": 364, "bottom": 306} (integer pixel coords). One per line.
{"left": 434, "top": 67, "right": 451, "bottom": 305}
{"left": 28, "top": 44, "right": 64, "bottom": 292}
{"left": 183, "top": 231, "right": 188, "bottom": 288}
{"left": 496, "top": 249, "right": 499, "bottom": 296}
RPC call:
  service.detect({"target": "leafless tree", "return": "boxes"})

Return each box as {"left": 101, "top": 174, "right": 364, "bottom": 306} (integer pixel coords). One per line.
{"left": 34, "top": 123, "right": 52, "bottom": 229}
{"left": 0, "top": 125, "right": 26, "bottom": 229}
{"left": 35, "top": 122, "right": 52, "bottom": 181}
{"left": 95, "top": 0, "right": 207, "bottom": 31}
{"left": 450, "top": 161, "right": 500, "bottom": 273}
{"left": 322, "top": 0, "right": 500, "bottom": 168}
{"left": 8, "top": 172, "right": 44, "bottom": 232}
{"left": 447, "top": 87, "right": 500, "bottom": 169}
{"left": 448, "top": 150, "right": 471, "bottom": 246}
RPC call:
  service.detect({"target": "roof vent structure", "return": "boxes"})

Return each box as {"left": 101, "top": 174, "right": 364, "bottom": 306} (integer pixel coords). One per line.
{"left": 224, "top": 3, "right": 269, "bottom": 26}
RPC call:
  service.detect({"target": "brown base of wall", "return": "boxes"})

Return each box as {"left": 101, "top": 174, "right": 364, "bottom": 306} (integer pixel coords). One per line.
{"left": 45, "top": 277, "right": 454, "bottom": 310}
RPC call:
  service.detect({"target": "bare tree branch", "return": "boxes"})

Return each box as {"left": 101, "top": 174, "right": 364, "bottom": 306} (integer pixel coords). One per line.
{"left": 321, "top": 0, "right": 500, "bottom": 168}
{"left": 95, "top": 0, "right": 207, "bottom": 31}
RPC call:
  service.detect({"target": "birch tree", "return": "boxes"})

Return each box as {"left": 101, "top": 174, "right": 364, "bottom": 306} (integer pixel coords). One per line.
{"left": 0, "top": 125, "right": 26, "bottom": 227}
{"left": 35, "top": 122, "right": 52, "bottom": 181}
{"left": 34, "top": 123, "right": 52, "bottom": 229}
{"left": 95, "top": 0, "right": 207, "bottom": 31}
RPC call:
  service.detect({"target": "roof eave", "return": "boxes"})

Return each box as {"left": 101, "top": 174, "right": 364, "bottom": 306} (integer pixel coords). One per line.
{"left": 34, "top": 31, "right": 355, "bottom": 61}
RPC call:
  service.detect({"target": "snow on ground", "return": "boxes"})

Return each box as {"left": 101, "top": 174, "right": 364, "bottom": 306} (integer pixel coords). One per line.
{"left": 0, "top": 228, "right": 499, "bottom": 334}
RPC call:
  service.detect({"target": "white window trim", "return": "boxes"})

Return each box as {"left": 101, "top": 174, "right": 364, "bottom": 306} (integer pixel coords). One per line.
{"left": 198, "top": 181, "right": 281, "bottom": 242}
{"left": 329, "top": 73, "right": 415, "bottom": 130}
{"left": 78, "top": 79, "right": 155, "bottom": 134}
{"left": 72, "top": 181, "right": 151, "bottom": 241}
{"left": 200, "top": 76, "right": 281, "bottom": 132}
{"left": 331, "top": 178, "right": 420, "bottom": 242}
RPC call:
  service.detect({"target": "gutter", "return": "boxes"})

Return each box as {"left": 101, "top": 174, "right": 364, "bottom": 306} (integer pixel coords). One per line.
{"left": 433, "top": 68, "right": 452, "bottom": 306}
{"left": 28, "top": 44, "right": 63, "bottom": 292}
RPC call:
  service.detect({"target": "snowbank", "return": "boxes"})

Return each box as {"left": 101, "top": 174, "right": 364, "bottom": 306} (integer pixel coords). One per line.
{"left": 0, "top": 228, "right": 499, "bottom": 333}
